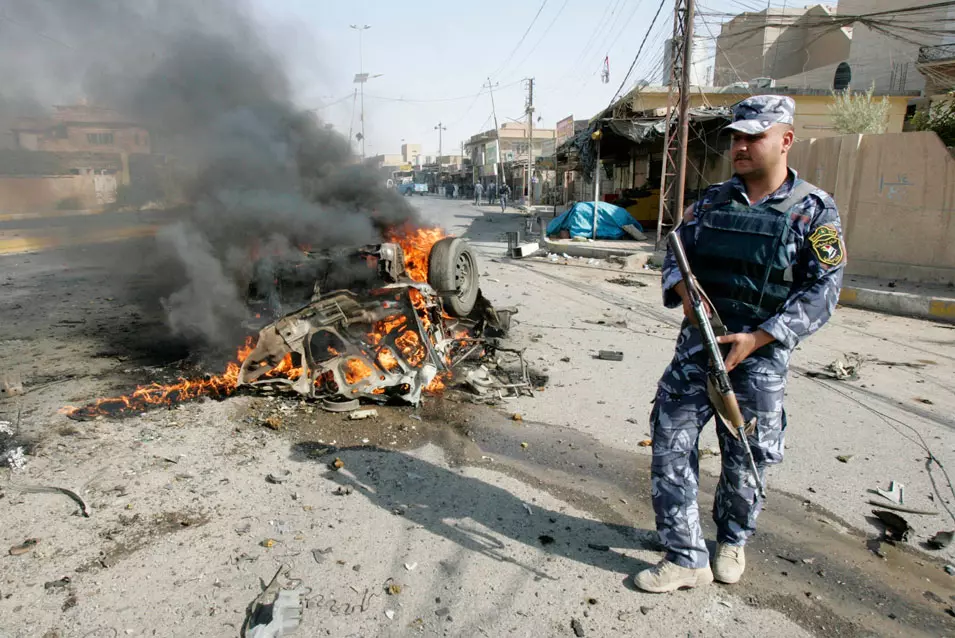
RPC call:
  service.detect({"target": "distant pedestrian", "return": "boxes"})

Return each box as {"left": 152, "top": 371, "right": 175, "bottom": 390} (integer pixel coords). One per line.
{"left": 487, "top": 182, "right": 496, "bottom": 205}
{"left": 473, "top": 182, "right": 484, "bottom": 205}
{"left": 453, "top": 183, "right": 459, "bottom": 198}
{"left": 500, "top": 182, "right": 510, "bottom": 211}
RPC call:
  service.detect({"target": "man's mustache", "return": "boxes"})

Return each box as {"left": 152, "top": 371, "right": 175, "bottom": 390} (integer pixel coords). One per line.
{"left": 734, "top": 154, "right": 751, "bottom": 161}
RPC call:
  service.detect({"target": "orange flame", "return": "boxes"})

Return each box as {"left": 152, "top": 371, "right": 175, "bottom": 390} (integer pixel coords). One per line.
{"left": 343, "top": 358, "right": 373, "bottom": 384}
{"left": 377, "top": 348, "right": 401, "bottom": 373}
{"left": 387, "top": 224, "right": 448, "bottom": 283}
{"left": 394, "top": 329, "right": 426, "bottom": 367}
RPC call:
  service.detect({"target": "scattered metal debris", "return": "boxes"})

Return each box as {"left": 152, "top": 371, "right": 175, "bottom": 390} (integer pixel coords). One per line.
{"left": 538, "top": 535, "right": 555, "bottom": 545}
{"left": 348, "top": 409, "right": 378, "bottom": 420}
{"left": 44, "top": 577, "right": 71, "bottom": 591}
{"left": 11, "top": 483, "right": 90, "bottom": 517}
{"left": 242, "top": 565, "right": 305, "bottom": 638}
{"left": 587, "top": 543, "right": 610, "bottom": 552}
{"left": 836, "top": 455, "right": 853, "bottom": 463}
{"left": 872, "top": 510, "right": 912, "bottom": 542}
{"left": 0, "top": 372, "right": 24, "bottom": 398}
{"left": 596, "top": 350, "right": 624, "bottom": 362}
{"left": 8, "top": 538, "right": 38, "bottom": 556}
{"left": 874, "top": 481, "right": 904, "bottom": 505}
{"left": 928, "top": 531, "right": 955, "bottom": 550}
{"left": 321, "top": 397, "right": 360, "bottom": 413}
{"left": 606, "top": 277, "right": 647, "bottom": 288}
{"left": 865, "top": 500, "right": 938, "bottom": 515}
{"left": 806, "top": 354, "right": 863, "bottom": 381}
{"left": 266, "top": 471, "right": 291, "bottom": 485}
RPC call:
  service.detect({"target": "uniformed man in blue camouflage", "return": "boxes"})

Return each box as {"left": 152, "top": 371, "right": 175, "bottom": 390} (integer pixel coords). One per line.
{"left": 634, "top": 95, "right": 846, "bottom": 593}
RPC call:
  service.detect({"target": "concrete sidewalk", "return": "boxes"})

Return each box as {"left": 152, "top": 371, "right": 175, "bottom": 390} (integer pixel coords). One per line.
{"left": 840, "top": 274, "right": 955, "bottom": 324}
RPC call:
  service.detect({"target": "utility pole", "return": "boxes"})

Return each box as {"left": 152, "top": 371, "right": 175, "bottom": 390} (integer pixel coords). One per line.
{"left": 350, "top": 24, "right": 371, "bottom": 161}
{"left": 435, "top": 122, "right": 446, "bottom": 189}
{"left": 524, "top": 78, "right": 535, "bottom": 206}
{"left": 484, "top": 77, "right": 508, "bottom": 190}
{"left": 655, "top": 0, "right": 696, "bottom": 245}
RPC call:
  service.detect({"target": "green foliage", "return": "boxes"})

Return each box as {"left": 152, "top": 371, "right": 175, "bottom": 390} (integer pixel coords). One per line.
{"left": 828, "top": 84, "right": 890, "bottom": 135}
{"left": 911, "top": 96, "right": 955, "bottom": 147}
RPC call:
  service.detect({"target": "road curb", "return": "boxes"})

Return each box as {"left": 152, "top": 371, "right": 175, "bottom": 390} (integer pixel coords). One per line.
{"left": 541, "top": 236, "right": 657, "bottom": 260}
{"left": 839, "top": 285, "right": 955, "bottom": 324}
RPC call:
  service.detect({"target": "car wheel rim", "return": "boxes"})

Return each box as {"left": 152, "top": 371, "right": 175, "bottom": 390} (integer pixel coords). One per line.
{"left": 454, "top": 252, "right": 473, "bottom": 298}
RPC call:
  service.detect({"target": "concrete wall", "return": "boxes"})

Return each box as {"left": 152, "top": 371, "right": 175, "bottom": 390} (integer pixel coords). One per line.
{"left": 714, "top": 5, "right": 849, "bottom": 86}
{"left": 0, "top": 175, "right": 98, "bottom": 212}
{"left": 788, "top": 131, "right": 955, "bottom": 284}
{"left": 629, "top": 91, "right": 909, "bottom": 140}
{"left": 839, "top": 0, "right": 955, "bottom": 93}
{"left": 20, "top": 125, "right": 150, "bottom": 155}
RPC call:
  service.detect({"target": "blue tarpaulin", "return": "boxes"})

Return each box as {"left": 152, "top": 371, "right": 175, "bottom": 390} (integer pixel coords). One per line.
{"left": 546, "top": 201, "right": 643, "bottom": 240}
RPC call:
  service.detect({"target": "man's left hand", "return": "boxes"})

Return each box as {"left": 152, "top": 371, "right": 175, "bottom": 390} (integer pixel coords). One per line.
{"left": 716, "top": 329, "right": 776, "bottom": 372}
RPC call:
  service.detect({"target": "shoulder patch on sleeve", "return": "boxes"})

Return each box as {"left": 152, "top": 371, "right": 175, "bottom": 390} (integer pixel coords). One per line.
{"left": 808, "top": 223, "right": 844, "bottom": 266}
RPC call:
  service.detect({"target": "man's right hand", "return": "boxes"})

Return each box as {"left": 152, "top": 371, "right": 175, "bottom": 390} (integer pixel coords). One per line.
{"left": 674, "top": 280, "right": 711, "bottom": 327}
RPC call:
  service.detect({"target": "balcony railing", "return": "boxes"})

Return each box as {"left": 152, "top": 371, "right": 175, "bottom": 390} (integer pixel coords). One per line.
{"left": 919, "top": 43, "right": 955, "bottom": 64}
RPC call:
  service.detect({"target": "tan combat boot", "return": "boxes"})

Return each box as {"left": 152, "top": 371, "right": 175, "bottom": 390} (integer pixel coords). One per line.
{"left": 712, "top": 544, "right": 745, "bottom": 584}
{"left": 633, "top": 560, "right": 714, "bottom": 593}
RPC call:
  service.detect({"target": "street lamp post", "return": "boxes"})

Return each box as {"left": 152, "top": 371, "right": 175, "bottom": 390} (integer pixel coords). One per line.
{"left": 350, "top": 24, "right": 371, "bottom": 161}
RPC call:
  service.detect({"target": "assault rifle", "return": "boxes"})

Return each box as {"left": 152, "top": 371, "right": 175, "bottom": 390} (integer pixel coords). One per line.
{"left": 668, "top": 232, "right": 765, "bottom": 498}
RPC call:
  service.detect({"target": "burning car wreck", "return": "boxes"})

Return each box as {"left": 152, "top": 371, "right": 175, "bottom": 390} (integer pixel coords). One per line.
{"left": 65, "top": 229, "right": 523, "bottom": 420}
{"left": 239, "top": 233, "right": 517, "bottom": 406}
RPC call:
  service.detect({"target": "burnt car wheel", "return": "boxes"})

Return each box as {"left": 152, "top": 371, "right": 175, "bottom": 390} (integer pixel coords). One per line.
{"left": 428, "top": 237, "right": 479, "bottom": 317}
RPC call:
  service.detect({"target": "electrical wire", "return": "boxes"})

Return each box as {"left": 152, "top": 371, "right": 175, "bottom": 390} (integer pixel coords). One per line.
{"left": 507, "top": 0, "right": 573, "bottom": 81}
{"left": 489, "top": 0, "right": 550, "bottom": 80}
{"left": 607, "top": 0, "right": 670, "bottom": 109}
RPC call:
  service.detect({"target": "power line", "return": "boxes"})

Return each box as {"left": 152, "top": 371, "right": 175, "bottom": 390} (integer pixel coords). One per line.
{"left": 507, "top": 0, "right": 573, "bottom": 80}
{"left": 607, "top": 0, "right": 669, "bottom": 109}
{"left": 489, "top": 0, "right": 550, "bottom": 79}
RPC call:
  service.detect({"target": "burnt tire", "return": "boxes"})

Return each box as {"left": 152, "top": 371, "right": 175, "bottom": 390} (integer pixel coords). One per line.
{"left": 428, "top": 237, "right": 479, "bottom": 317}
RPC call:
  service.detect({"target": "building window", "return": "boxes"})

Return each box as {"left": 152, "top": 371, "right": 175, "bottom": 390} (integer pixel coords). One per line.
{"left": 86, "top": 132, "right": 114, "bottom": 145}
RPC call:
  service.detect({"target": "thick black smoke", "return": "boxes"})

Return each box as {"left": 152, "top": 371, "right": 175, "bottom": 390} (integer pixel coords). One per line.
{"left": 0, "top": 0, "right": 418, "bottom": 349}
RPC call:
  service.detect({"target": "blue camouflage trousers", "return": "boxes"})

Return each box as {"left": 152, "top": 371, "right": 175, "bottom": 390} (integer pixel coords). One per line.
{"left": 650, "top": 360, "right": 787, "bottom": 569}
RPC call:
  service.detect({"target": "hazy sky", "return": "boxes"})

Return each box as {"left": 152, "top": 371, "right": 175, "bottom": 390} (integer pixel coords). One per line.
{"left": 250, "top": 0, "right": 799, "bottom": 158}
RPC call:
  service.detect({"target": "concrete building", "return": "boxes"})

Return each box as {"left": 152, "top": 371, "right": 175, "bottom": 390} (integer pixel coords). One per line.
{"left": 713, "top": 4, "right": 849, "bottom": 87}
{"left": 464, "top": 122, "right": 557, "bottom": 180}
{"left": 664, "top": 36, "right": 714, "bottom": 87}
{"left": 364, "top": 153, "right": 405, "bottom": 173}
{"left": 12, "top": 105, "right": 151, "bottom": 155}
{"left": 400, "top": 143, "right": 421, "bottom": 166}
{"left": 715, "top": 1, "right": 955, "bottom": 95}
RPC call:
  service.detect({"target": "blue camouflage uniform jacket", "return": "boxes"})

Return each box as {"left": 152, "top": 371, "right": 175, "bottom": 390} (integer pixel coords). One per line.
{"left": 661, "top": 168, "right": 845, "bottom": 380}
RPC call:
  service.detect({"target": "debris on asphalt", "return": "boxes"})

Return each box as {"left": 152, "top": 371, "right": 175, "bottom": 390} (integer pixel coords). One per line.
{"left": 571, "top": 617, "right": 585, "bottom": 637}
{"left": 260, "top": 539, "right": 277, "bottom": 548}
{"left": 311, "top": 548, "right": 332, "bottom": 564}
{"left": 10, "top": 483, "right": 90, "bottom": 517}
{"left": 384, "top": 609, "right": 396, "bottom": 620}
{"left": 404, "top": 562, "right": 417, "bottom": 571}
{"left": 587, "top": 543, "right": 610, "bottom": 552}
{"left": 806, "top": 354, "right": 863, "bottom": 381}
{"left": 522, "top": 503, "right": 533, "bottom": 515}
{"left": 348, "top": 409, "right": 378, "bottom": 420}
{"left": 44, "top": 576, "right": 71, "bottom": 591}
{"left": 266, "top": 470, "right": 291, "bottom": 484}
{"left": 539, "top": 535, "right": 555, "bottom": 545}
{"left": 512, "top": 413, "right": 523, "bottom": 421}
{"left": 596, "top": 350, "right": 624, "bottom": 362}
{"left": 385, "top": 579, "right": 402, "bottom": 596}
{"left": 924, "top": 591, "right": 946, "bottom": 605}
{"left": 777, "top": 554, "right": 799, "bottom": 564}
{"left": 913, "top": 397, "right": 934, "bottom": 405}
{"left": 520, "top": 442, "right": 528, "bottom": 449}
{"left": 332, "top": 487, "right": 352, "bottom": 496}
{"left": 945, "top": 564, "right": 955, "bottom": 576}
{"left": 606, "top": 277, "right": 647, "bottom": 288}
{"left": 639, "top": 606, "right": 653, "bottom": 615}
{"left": 638, "top": 439, "right": 652, "bottom": 447}
{"left": 242, "top": 565, "right": 305, "bottom": 638}
{"left": 928, "top": 530, "right": 955, "bottom": 550}
{"left": 263, "top": 415, "right": 283, "bottom": 431}
{"left": 329, "top": 458, "right": 345, "bottom": 471}
{"left": 836, "top": 455, "right": 853, "bottom": 463}
{"left": 874, "top": 481, "right": 904, "bottom": 505}
{"left": 872, "top": 510, "right": 912, "bottom": 542}
{"left": 864, "top": 500, "right": 938, "bottom": 515}
{"left": 0, "top": 372, "right": 24, "bottom": 398}
{"left": 700, "top": 446, "right": 721, "bottom": 458}
{"left": 235, "top": 522, "right": 252, "bottom": 535}
{"left": 321, "top": 397, "right": 361, "bottom": 413}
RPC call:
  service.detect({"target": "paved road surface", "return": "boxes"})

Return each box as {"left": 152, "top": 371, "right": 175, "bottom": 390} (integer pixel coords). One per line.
{"left": 1, "top": 195, "right": 953, "bottom": 637}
